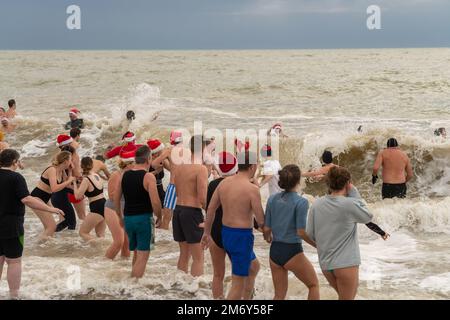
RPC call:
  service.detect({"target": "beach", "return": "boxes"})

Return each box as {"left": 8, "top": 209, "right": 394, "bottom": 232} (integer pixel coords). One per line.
{"left": 0, "top": 49, "right": 449, "bottom": 299}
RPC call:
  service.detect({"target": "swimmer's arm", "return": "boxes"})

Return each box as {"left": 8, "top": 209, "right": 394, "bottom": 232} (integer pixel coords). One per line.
{"left": 162, "top": 159, "right": 171, "bottom": 171}
{"left": 22, "top": 196, "right": 64, "bottom": 216}
{"left": 146, "top": 174, "right": 162, "bottom": 223}
{"left": 48, "top": 168, "right": 72, "bottom": 193}
{"left": 104, "top": 146, "right": 121, "bottom": 159}
{"left": 204, "top": 187, "right": 220, "bottom": 236}
{"left": 372, "top": 152, "right": 383, "bottom": 176}
{"left": 251, "top": 187, "right": 265, "bottom": 229}
{"left": 197, "top": 166, "right": 209, "bottom": 210}
{"left": 101, "top": 164, "right": 111, "bottom": 180}
{"left": 298, "top": 229, "right": 316, "bottom": 248}
{"left": 365, "top": 222, "right": 388, "bottom": 239}
{"left": 263, "top": 200, "right": 272, "bottom": 243}
{"left": 74, "top": 178, "right": 88, "bottom": 200}
{"left": 306, "top": 208, "right": 316, "bottom": 242}
{"left": 405, "top": 158, "right": 413, "bottom": 182}
{"left": 302, "top": 168, "right": 325, "bottom": 178}
{"left": 152, "top": 149, "right": 171, "bottom": 169}
{"left": 259, "top": 175, "right": 273, "bottom": 188}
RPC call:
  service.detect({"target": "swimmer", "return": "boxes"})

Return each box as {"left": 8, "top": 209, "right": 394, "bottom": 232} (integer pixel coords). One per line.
{"left": 0, "top": 112, "right": 16, "bottom": 134}
{"left": 126, "top": 110, "right": 136, "bottom": 121}
{"left": 30, "top": 151, "right": 74, "bottom": 239}
{"left": 147, "top": 139, "right": 169, "bottom": 212}
{"left": 74, "top": 157, "right": 107, "bottom": 242}
{"left": 93, "top": 155, "right": 111, "bottom": 181}
{"left": 434, "top": 127, "right": 447, "bottom": 139}
{"left": 357, "top": 126, "right": 363, "bottom": 133}
{"left": 0, "top": 149, "right": 64, "bottom": 299}
{"left": 258, "top": 145, "right": 282, "bottom": 196}
{"left": 171, "top": 135, "right": 208, "bottom": 277}
{"left": 264, "top": 165, "right": 319, "bottom": 300}
{"left": 372, "top": 138, "right": 413, "bottom": 199}
{"left": 267, "top": 123, "right": 288, "bottom": 138}
{"left": 69, "top": 128, "right": 81, "bottom": 150}
{"left": 302, "top": 151, "right": 337, "bottom": 181}
{"left": 206, "top": 151, "right": 239, "bottom": 299}
{"left": 307, "top": 167, "right": 388, "bottom": 300}
{"left": 6, "top": 99, "right": 17, "bottom": 119}
{"left": 64, "top": 108, "right": 84, "bottom": 130}
{"left": 114, "top": 146, "right": 162, "bottom": 279}
{"left": 202, "top": 151, "right": 265, "bottom": 300}
{"left": 151, "top": 131, "right": 184, "bottom": 230}
{"left": 104, "top": 131, "right": 143, "bottom": 160}
{"left": 104, "top": 150, "right": 135, "bottom": 260}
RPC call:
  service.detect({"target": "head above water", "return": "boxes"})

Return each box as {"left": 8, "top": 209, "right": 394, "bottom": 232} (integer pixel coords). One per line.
{"left": 434, "top": 128, "right": 446, "bottom": 137}
{"left": 8, "top": 99, "right": 16, "bottom": 109}
{"left": 126, "top": 110, "right": 135, "bottom": 121}
{"left": 70, "top": 128, "right": 81, "bottom": 140}
{"left": 0, "top": 149, "right": 20, "bottom": 168}
{"left": 278, "top": 165, "right": 301, "bottom": 191}
{"left": 69, "top": 108, "right": 80, "bottom": 121}
{"left": 81, "top": 157, "right": 94, "bottom": 176}
{"left": 387, "top": 138, "right": 399, "bottom": 148}
{"left": 59, "top": 145, "right": 76, "bottom": 154}
{"left": 322, "top": 151, "right": 333, "bottom": 164}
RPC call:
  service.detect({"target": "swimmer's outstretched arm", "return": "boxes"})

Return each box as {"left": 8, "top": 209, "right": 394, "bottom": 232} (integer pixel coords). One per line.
{"left": 73, "top": 178, "right": 89, "bottom": 200}
{"left": 365, "top": 222, "right": 389, "bottom": 240}
{"left": 151, "top": 148, "right": 171, "bottom": 170}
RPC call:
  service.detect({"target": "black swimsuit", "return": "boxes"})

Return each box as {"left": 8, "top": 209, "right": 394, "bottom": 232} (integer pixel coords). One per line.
{"left": 31, "top": 167, "right": 60, "bottom": 204}
{"left": 84, "top": 176, "right": 105, "bottom": 217}
{"left": 149, "top": 167, "right": 166, "bottom": 204}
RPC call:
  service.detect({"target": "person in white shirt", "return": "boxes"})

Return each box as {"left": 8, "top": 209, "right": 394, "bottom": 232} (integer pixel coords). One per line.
{"left": 258, "top": 144, "right": 282, "bottom": 196}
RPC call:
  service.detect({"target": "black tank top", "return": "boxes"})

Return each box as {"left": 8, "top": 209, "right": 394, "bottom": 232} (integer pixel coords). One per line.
{"left": 122, "top": 170, "right": 153, "bottom": 215}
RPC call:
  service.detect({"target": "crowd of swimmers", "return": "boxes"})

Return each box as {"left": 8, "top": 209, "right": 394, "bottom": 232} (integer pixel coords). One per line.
{"left": 0, "top": 101, "right": 440, "bottom": 300}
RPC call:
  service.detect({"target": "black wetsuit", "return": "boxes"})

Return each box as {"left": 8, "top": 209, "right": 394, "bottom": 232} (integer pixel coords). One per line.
{"left": 149, "top": 167, "right": 165, "bottom": 205}
{"left": 65, "top": 119, "right": 84, "bottom": 130}
{"left": 207, "top": 178, "right": 225, "bottom": 248}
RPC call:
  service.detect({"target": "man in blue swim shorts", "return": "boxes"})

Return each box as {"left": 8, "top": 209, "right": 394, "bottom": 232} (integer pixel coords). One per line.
{"left": 202, "top": 151, "right": 265, "bottom": 300}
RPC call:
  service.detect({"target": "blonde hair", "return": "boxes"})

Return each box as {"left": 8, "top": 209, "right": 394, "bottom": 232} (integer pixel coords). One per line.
{"left": 118, "top": 159, "right": 134, "bottom": 170}
{"left": 52, "top": 151, "right": 71, "bottom": 166}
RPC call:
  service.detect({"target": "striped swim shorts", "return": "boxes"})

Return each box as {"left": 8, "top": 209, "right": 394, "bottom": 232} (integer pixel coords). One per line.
{"left": 163, "top": 183, "right": 177, "bottom": 210}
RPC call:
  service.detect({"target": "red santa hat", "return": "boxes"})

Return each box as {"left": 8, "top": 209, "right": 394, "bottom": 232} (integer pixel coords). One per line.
{"left": 69, "top": 108, "right": 81, "bottom": 115}
{"left": 218, "top": 152, "right": 238, "bottom": 176}
{"left": 147, "top": 139, "right": 165, "bottom": 154}
{"left": 119, "top": 145, "right": 137, "bottom": 163}
{"left": 170, "top": 131, "right": 183, "bottom": 145}
{"left": 122, "top": 131, "right": 136, "bottom": 143}
{"left": 56, "top": 134, "right": 73, "bottom": 147}
{"left": 272, "top": 123, "right": 282, "bottom": 130}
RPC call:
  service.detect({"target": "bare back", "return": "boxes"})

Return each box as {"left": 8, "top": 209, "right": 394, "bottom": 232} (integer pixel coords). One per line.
{"left": 218, "top": 175, "right": 262, "bottom": 229}
{"left": 173, "top": 163, "right": 208, "bottom": 209}
{"left": 381, "top": 148, "right": 411, "bottom": 184}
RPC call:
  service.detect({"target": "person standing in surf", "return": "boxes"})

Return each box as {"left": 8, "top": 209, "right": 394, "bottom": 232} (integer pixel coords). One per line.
{"left": 147, "top": 139, "right": 168, "bottom": 209}
{"left": 302, "top": 151, "right": 337, "bottom": 181}
{"left": 104, "top": 131, "right": 143, "bottom": 160}
{"left": 372, "top": 138, "right": 413, "bottom": 199}
{"left": 202, "top": 151, "right": 265, "bottom": 300}
{"left": 307, "top": 167, "right": 387, "bottom": 300}
{"left": 65, "top": 108, "right": 84, "bottom": 130}
{"left": 0, "top": 149, "right": 64, "bottom": 299}
{"left": 171, "top": 135, "right": 208, "bottom": 277}
{"left": 264, "top": 165, "right": 320, "bottom": 300}
{"left": 258, "top": 144, "right": 282, "bottom": 197}
{"left": 114, "top": 145, "right": 162, "bottom": 279}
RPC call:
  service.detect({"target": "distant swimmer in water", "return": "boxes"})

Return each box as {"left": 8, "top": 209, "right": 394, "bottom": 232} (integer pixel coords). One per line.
{"left": 357, "top": 126, "right": 363, "bottom": 133}
{"left": 0, "top": 108, "right": 16, "bottom": 134}
{"left": 64, "top": 108, "right": 85, "bottom": 130}
{"left": 267, "top": 123, "right": 288, "bottom": 138}
{"left": 434, "top": 127, "right": 447, "bottom": 139}
{"left": 372, "top": 138, "right": 413, "bottom": 199}
{"left": 126, "top": 110, "right": 135, "bottom": 121}
{"left": 0, "top": 131, "right": 10, "bottom": 152}
{"left": 69, "top": 128, "right": 81, "bottom": 150}
{"left": 6, "top": 99, "right": 17, "bottom": 119}
{"left": 302, "top": 151, "right": 337, "bottom": 181}
{"left": 104, "top": 131, "right": 143, "bottom": 160}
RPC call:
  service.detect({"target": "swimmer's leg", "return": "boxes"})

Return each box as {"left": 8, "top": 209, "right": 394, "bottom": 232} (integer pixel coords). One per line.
{"left": 227, "top": 275, "right": 246, "bottom": 300}
{"left": 79, "top": 213, "right": 103, "bottom": 242}
{"left": 95, "top": 219, "right": 106, "bottom": 238}
{"left": 285, "top": 253, "right": 320, "bottom": 300}
{"left": 334, "top": 266, "right": 359, "bottom": 300}
{"left": 6, "top": 258, "right": 21, "bottom": 299}
{"left": 243, "top": 258, "right": 260, "bottom": 300}
{"left": 131, "top": 250, "right": 150, "bottom": 279}
{"left": 209, "top": 242, "right": 226, "bottom": 299}
{"left": 105, "top": 207, "right": 124, "bottom": 260}
{"left": 73, "top": 200, "right": 87, "bottom": 221}
{"left": 177, "top": 242, "right": 190, "bottom": 273}
{"left": 322, "top": 270, "right": 338, "bottom": 293}
{"left": 189, "top": 243, "right": 204, "bottom": 277}
{"left": 33, "top": 209, "right": 57, "bottom": 239}
{"left": 269, "top": 259, "right": 288, "bottom": 300}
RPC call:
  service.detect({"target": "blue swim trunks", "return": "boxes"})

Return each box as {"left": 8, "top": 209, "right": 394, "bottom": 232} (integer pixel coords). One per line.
{"left": 222, "top": 225, "right": 256, "bottom": 277}
{"left": 163, "top": 183, "right": 177, "bottom": 210}
{"left": 124, "top": 213, "right": 155, "bottom": 251}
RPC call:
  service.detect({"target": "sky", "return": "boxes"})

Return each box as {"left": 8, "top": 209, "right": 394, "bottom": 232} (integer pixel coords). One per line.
{"left": 0, "top": 0, "right": 449, "bottom": 49}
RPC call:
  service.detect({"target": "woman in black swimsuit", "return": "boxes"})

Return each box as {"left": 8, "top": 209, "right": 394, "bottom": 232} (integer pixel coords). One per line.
{"left": 74, "top": 157, "right": 106, "bottom": 242}
{"left": 30, "top": 151, "right": 75, "bottom": 239}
